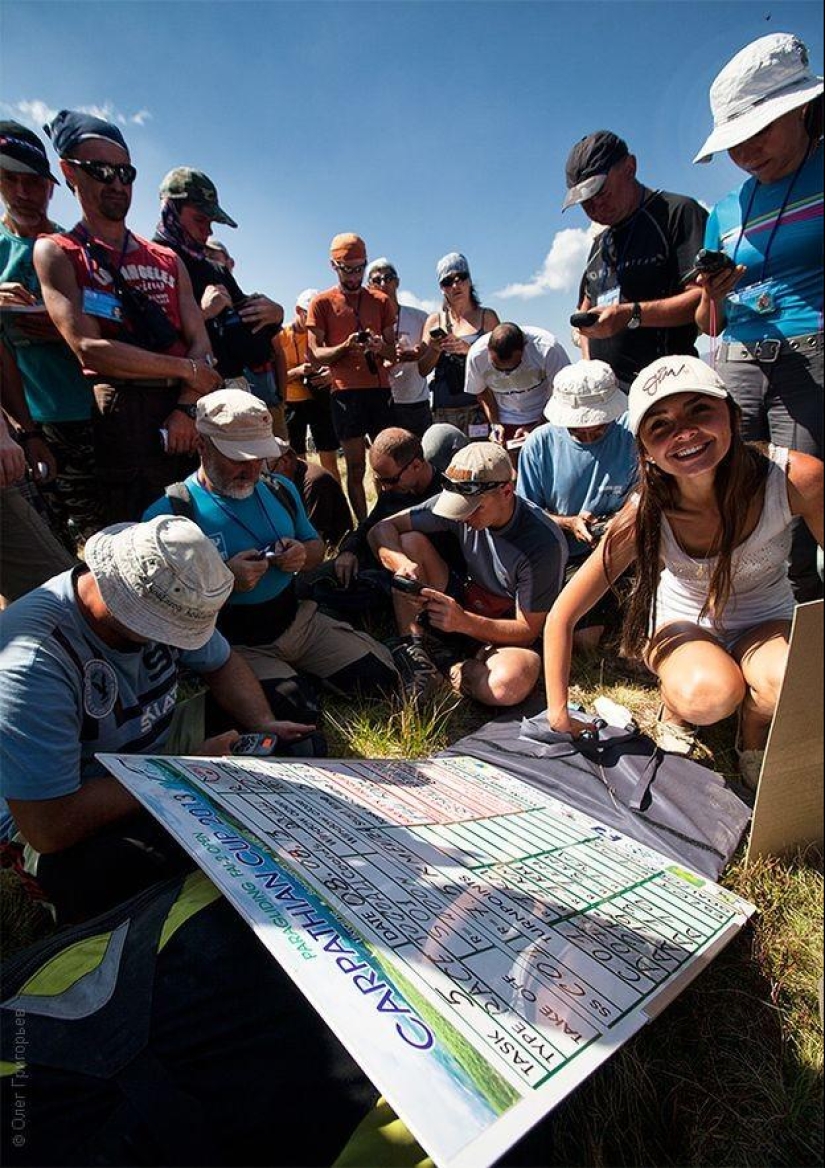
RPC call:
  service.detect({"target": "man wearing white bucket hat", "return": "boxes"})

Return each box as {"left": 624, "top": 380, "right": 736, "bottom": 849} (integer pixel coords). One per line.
{"left": 0, "top": 514, "right": 315, "bottom": 921}
{"left": 517, "top": 360, "right": 637, "bottom": 647}
{"left": 694, "top": 32, "right": 823, "bottom": 601}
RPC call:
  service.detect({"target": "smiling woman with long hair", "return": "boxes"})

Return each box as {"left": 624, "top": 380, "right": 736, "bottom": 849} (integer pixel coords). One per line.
{"left": 543, "top": 355, "right": 823, "bottom": 788}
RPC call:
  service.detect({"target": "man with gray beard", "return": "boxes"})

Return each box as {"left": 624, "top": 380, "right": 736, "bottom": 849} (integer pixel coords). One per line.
{"left": 143, "top": 389, "right": 398, "bottom": 722}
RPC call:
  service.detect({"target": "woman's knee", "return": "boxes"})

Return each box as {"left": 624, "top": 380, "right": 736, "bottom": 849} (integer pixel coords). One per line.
{"left": 663, "top": 662, "right": 746, "bottom": 725}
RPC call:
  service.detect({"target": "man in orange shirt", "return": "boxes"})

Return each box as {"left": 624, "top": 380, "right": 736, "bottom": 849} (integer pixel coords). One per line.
{"left": 307, "top": 234, "right": 396, "bottom": 520}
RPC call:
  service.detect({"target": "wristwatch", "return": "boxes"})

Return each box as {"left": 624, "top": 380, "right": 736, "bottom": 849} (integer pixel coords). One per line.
{"left": 626, "top": 302, "right": 642, "bottom": 330}
{"left": 173, "top": 403, "right": 198, "bottom": 419}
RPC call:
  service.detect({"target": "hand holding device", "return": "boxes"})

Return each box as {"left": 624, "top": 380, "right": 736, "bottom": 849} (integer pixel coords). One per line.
{"left": 391, "top": 574, "right": 424, "bottom": 595}
{"left": 230, "top": 732, "right": 280, "bottom": 756}
{"left": 682, "top": 248, "right": 736, "bottom": 285}
{"left": 570, "top": 310, "right": 602, "bottom": 329}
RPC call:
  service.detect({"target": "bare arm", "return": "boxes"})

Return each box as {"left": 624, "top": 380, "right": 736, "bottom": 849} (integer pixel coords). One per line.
{"left": 418, "top": 312, "right": 445, "bottom": 377}
{"left": 423, "top": 591, "right": 546, "bottom": 647}
{"left": 368, "top": 511, "right": 416, "bottom": 572}
{"left": 202, "top": 650, "right": 314, "bottom": 737}
{"left": 579, "top": 287, "right": 703, "bottom": 342}
{"left": 543, "top": 507, "right": 637, "bottom": 733}
{"left": 33, "top": 237, "right": 218, "bottom": 391}
{"left": 8, "top": 779, "right": 141, "bottom": 855}
{"left": 787, "top": 450, "right": 824, "bottom": 549}
{"left": 308, "top": 322, "right": 360, "bottom": 367}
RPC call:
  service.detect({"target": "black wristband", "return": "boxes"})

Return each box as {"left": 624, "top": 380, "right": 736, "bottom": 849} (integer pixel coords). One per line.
{"left": 173, "top": 403, "right": 198, "bottom": 419}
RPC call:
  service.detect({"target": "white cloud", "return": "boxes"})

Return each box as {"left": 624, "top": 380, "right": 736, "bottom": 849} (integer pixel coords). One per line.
{"left": 4, "top": 98, "right": 152, "bottom": 131}
{"left": 495, "top": 227, "right": 592, "bottom": 300}
{"left": 398, "top": 290, "right": 438, "bottom": 313}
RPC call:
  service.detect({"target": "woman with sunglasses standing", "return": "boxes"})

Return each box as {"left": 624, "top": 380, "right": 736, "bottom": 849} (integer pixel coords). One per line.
{"left": 421, "top": 253, "right": 499, "bottom": 438}
{"left": 543, "top": 355, "right": 823, "bottom": 788}
{"left": 694, "top": 33, "right": 823, "bottom": 601}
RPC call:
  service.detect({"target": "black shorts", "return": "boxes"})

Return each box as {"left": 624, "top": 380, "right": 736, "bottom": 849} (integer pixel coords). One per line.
{"left": 330, "top": 388, "right": 394, "bottom": 442}
{"left": 286, "top": 397, "right": 338, "bottom": 454}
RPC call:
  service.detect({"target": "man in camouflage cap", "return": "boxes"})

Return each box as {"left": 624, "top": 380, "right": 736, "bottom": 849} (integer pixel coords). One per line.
{"left": 154, "top": 166, "right": 287, "bottom": 435}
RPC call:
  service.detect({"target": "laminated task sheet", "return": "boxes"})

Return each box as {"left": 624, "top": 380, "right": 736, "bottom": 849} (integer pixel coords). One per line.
{"left": 100, "top": 752, "right": 754, "bottom": 1168}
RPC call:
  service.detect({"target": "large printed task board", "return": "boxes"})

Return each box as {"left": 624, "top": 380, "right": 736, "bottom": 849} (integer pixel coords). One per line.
{"left": 101, "top": 752, "right": 754, "bottom": 1168}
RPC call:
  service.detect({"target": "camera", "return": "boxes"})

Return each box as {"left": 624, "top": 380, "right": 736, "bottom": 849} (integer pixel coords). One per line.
{"left": 230, "top": 732, "right": 280, "bottom": 756}
{"left": 588, "top": 516, "right": 611, "bottom": 541}
{"left": 257, "top": 539, "right": 286, "bottom": 561}
{"left": 355, "top": 330, "right": 370, "bottom": 344}
{"left": 682, "top": 248, "right": 736, "bottom": 285}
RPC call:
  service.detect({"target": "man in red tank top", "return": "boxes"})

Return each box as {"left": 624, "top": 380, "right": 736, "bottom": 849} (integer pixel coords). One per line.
{"left": 34, "top": 110, "right": 222, "bottom": 522}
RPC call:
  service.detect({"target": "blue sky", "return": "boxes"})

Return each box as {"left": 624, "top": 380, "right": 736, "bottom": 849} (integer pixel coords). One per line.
{"left": 2, "top": 1, "right": 822, "bottom": 350}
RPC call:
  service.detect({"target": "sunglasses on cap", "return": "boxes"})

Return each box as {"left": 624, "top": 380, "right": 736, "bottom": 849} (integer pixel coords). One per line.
{"left": 334, "top": 261, "right": 366, "bottom": 275}
{"left": 374, "top": 454, "right": 416, "bottom": 487}
{"left": 369, "top": 273, "right": 397, "bottom": 285}
{"left": 65, "top": 158, "right": 137, "bottom": 185}
{"left": 441, "top": 475, "right": 502, "bottom": 496}
{"left": 439, "top": 273, "right": 468, "bottom": 289}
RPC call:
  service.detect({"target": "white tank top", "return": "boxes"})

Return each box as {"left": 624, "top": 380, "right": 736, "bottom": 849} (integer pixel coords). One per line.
{"left": 654, "top": 445, "right": 795, "bottom": 641}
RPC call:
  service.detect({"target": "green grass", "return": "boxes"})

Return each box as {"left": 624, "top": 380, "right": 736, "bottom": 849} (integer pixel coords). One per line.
{"left": 3, "top": 468, "right": 821, "bottom": 1165}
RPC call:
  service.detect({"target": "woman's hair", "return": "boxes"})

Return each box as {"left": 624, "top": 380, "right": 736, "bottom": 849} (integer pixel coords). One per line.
{"left": 606, "top": 398, "right": 771, "bottom": 659}
{"left": 441, "top": 281, "right": 482, "bottom": 313}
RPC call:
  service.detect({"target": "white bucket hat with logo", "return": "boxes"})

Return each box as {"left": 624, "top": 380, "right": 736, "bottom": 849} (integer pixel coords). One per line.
{"left": 628, "top": 356, "right": 729, "bottom": 436}
{"left": 85, "top": 516, "right": 234, "bottom": 650}
{"left": 433, "top": 442, "right": 514, "bottom": 521}
{"left": 544, "top": 361, "right": 625, "bottom": 428}
{"left": 694, "top": 32, "right": 823, "bottom": 163}
{"left": 196, "top": 388, "right": 286, "bottom": 461}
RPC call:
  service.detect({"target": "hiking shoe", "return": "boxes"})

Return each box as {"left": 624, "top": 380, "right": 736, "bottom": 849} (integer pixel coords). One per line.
{"left": 390, "top": 637, "right": 443, "bottom": 704}
{"left": 736, "top": 747, "right": 764, "bottom": 791}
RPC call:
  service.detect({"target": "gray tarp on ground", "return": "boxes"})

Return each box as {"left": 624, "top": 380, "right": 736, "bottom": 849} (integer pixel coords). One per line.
{"left": 439, "top": 710, "right": 752, "bottom": 879}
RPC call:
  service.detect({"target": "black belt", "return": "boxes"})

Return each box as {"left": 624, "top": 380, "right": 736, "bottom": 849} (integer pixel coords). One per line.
{"left": 717, "top": 332, "right": 822, "bottom": 364}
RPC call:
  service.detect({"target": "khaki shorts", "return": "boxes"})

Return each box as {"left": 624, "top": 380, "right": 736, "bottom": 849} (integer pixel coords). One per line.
{"left": 235, "top": 599, "right": 395, "bottom": 693}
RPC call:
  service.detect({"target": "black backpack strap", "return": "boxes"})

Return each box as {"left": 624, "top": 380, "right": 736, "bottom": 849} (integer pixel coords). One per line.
{"left": 164, "top": 480, "right": 193, "bottom": 519}
{"left": 261, "top": 473, "right": 298, "bottom": 527}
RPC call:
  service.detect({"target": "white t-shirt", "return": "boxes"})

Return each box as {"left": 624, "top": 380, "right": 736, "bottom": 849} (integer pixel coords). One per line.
{"left": 389, "top": 304, "right": 429, "bottom": 404}
{"left": 464, "top": 326, "right": 570, "bottom": 425}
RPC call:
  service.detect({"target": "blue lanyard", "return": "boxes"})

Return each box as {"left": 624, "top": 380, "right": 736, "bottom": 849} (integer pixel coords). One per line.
{"left": 206, "top": 483, "right": 282, "bottom": 549}
{"left": 600, "top": 187, "right": 650, "bottom": 292}
{"left": 732, "top": 151, "right": 809, "bottom": 283}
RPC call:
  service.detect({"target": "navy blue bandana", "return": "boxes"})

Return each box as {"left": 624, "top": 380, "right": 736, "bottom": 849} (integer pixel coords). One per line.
{"left": 44, "top": 110, "right": 129, "bottom": 159}
{"left": 154, "top": 198, "right": 206, "bottom": 260}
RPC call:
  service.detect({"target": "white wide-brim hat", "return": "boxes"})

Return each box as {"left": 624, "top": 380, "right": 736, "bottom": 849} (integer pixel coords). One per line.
{"left": 695, "top": 32, "right": 823, "bottom": 163}
{"left": 85, "top": 517, "right": 234, "bottom": 650}
{"left": 544, "top": 360, "right": 626, "bottom": 428}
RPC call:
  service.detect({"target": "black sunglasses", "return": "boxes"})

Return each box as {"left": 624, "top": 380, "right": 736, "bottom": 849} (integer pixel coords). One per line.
{"left": 441, "top": 476, "right": 501, "bottom": 496}
{"left": 335, "top": 261, "right": 366, "bottom": 275}
{"left": 439, "top": 273, "right": 468, "bottom": 289}
{"left": 369, "top": 273, "right": 397, "bottom": 285}
{"left": 65, "top": 158, "right": 137, "bottom": 185}
{"left": 375, "top": 455, "right": 416, "bottom": 487}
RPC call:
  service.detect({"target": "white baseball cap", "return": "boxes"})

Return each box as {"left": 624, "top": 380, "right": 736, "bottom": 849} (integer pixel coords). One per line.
{"left": 296, "top": 287, "right": 318, "bottom": 311}
{"left": 544, "top": 361, "right": 625, "bottom": 428}
{"left": 694, "top": 33, "right": 823, "bottom": 163}
{"left": 84, "top": 517, "right": 234, "bottom": 650}
{"left": 628, "top": 356, "right": 729, "bottom": 435}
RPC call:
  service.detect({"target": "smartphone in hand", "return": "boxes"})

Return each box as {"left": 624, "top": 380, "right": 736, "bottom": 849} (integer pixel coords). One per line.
{"left": 391, "top": 574, "right": 424, "bottom": 595}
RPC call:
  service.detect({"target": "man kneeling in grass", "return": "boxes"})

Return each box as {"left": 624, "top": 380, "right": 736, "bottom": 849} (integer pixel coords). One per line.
{"left": 369, "top": 442, "right": 567, "bottom": 705}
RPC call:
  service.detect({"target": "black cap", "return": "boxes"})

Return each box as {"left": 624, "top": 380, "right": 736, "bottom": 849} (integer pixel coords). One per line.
{"left": 0, "top": 120, "right": 60, "bottom": 183}
{"left": 562, "top": 131, "right": 629, "bottom": 211}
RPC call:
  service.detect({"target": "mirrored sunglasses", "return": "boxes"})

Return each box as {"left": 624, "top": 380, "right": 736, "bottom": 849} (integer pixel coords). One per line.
{"left": 369, "top": 273, "right": 397, "bottom": 285}
{"left": 65, "top": 158, "right": 137, "bottom": 185}
{"left": 335, "top": 261, "right": 366, "bottom": 275}
{"left": 441, "top": 476, "right": 501, "bottom": 496}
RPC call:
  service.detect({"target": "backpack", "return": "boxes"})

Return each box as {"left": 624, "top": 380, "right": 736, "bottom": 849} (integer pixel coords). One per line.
{"left": 164, "top": 472, "right": 299, "bottom": 529}
{"left": 1, "top": 871, "right": 396, "bottom": 1167}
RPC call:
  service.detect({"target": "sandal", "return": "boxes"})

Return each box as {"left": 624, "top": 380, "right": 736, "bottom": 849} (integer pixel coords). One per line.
{"left": 654, "top": 703, "right": 699, "bottom": 757}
